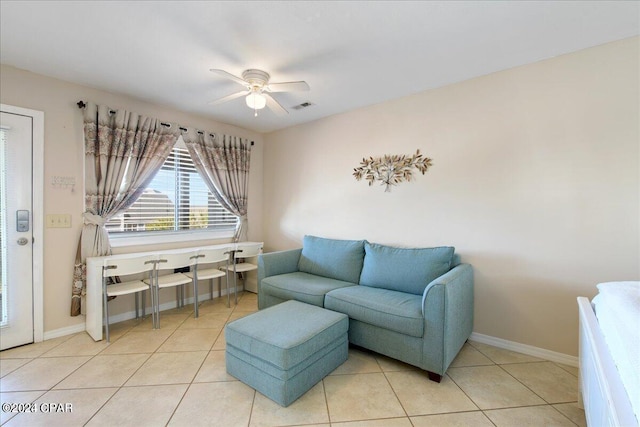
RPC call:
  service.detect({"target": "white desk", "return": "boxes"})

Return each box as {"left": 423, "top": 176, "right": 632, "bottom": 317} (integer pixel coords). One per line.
{"left": 86, "top": 241, "right": 262, "bottom": 341}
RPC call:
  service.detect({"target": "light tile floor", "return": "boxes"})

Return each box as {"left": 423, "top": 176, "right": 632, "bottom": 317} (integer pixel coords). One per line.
{"left": 0, "top": 292, "right": 586, "bottom": 427}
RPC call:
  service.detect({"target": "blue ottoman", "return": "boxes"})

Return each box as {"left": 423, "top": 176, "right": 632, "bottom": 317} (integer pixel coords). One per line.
{"left": 225, "top": 300, "right": 349, "bottom": 407}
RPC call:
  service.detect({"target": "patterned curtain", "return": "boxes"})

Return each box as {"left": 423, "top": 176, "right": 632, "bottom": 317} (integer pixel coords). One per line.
{"left": 71, "top": 102, "right": 180, "bottom": 316}
{"left": 182, "top": 129, "right": 251, "bottom": 242}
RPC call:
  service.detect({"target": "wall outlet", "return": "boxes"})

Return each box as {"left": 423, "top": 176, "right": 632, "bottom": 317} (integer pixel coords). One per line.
{"left": 46, "top": 214, "right": 71, "bottom": 228}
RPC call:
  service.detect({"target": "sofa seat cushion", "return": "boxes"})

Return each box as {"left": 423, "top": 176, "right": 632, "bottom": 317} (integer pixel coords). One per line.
{"left": 298, "top": 235, "right": 365, "bottom": 283}
{"left": 261, "top": 272, "right": 357, "bottom": 307}
{"left": 359, "top": 242, "right": 454, "bottom": 295}
{"left": 325, "top": 286, "right": 424, "bottom": 338}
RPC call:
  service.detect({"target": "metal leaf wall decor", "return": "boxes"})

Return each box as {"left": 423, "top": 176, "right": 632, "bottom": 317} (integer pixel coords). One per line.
{"left": 353, "top": 149, "right": 433, "bottom": 192}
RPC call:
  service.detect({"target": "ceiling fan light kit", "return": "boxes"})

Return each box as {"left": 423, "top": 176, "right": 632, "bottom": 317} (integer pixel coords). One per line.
{"left": 209, "top": 68, "right": 310, "bottom": 117}
{"left": 246, "top": 91, "right": 267, "bottom": 111}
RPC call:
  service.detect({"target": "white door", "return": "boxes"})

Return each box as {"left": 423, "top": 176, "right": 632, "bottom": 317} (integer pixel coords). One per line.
{"left": 0, "top": 111, "right": 34, "bottom": 350}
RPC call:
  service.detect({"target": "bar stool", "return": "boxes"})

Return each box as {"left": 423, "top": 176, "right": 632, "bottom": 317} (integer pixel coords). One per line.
{"left": 144, "top": 251, "right": 196, "bottom": 328}
{"left": 184, "top": 247, "right": 228, "bottom": 315}
{"left": 102, "top": 255, "right": 157, "bottom": 342}
{"left": 219, "top": 242, "right": 263, "bottom": 305}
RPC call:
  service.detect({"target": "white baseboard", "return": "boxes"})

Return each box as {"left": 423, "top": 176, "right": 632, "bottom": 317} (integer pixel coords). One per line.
{"left": 43, "top": 323, "right": 86, "bottom": 341}
{"left": 42, "top": 303, "right": 576, "bottom": 369}
{"left": 470, "top": 332, "right": 578, "bottom": 367}
{"left": 42, "top": 287, "right": 246, "bottom": 342}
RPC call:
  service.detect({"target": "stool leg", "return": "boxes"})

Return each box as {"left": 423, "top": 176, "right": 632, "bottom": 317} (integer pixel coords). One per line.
{"left": 234, "top": 270, "right": 238, "bottom": 305}
{"left": 150, "top": 276, "right": 158, "bottom": 330}
{"left": 103, "top": 278, "right": 110, "bottom": 343}
{"left": 135, "top": 293, "right": 139, "bottom": 319}
{"left": 225, "top": 270, "right": 231, "bottom": 308}
{"left": 142, "top": 290, "right": 146, "bottom": 318}
{"left": 149, "top": 285, "right": 155, "bottom": 329}
{"left": 156, "top": 283, "right": 161, "bottom": 329}
{"left": 193, "top": 274, "right": 199, "bottom": 319}
{"left": 105, "top": 298, "right": 110, "bottom": 343}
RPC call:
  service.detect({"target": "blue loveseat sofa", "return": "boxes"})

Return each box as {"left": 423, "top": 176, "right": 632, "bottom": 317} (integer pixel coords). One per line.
{"left": 257, "top": 235, "right": 474, "bottom": 382}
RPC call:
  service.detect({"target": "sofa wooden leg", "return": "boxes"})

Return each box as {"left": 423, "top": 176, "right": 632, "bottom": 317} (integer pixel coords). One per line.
{"left": 427, "top": 371, "right": 442, "bottom": 383}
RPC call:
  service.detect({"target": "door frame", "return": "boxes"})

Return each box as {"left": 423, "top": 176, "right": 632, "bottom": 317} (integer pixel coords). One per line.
{"left": 1, "top": 104, "right": 44, "bottom": 343}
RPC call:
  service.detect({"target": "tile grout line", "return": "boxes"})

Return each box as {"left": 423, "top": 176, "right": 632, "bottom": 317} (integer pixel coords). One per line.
{"left": 164, "top": 382, "right": 194, "bottom": 426}
{"left": 446, "top": 342, "right": 495, "bottom": 420}
{"left": 458, "top": 341, "right": 582, "bottom": 415}
{"left": 0, "top": 296, "right": 236, "bottom": 426}
{"left": 379, "top": 361, "right": 412, "bottom": 422}
{"left": 552, "top": 361, "right": 580, "bottom": 378}
{"left": 481, "top": 402, "right": 582, "bottom": 427}
{"left": 0, "top": 389, "right": 49, "bottom": 426}
{"left": 493, "top": 363, "right": 582, "bottom": 426}
{"left": 448, "top": 344, "right": 551, "bottom": 425}
{"left": 88, "top": 297, "right": 240, "bottom": 426}
{"left": 1, "top": 295, "right": 585, "bottom": 427}
{"left": 321, "top": 377, "right": 332, "bottom": 425}
{"left": 0, "top": 357, "right": 38, "bottom": 380}
{"left": 495, "top": 361, "right": 574, "bottom": 407}
{"left": 441, "top": 372, "right": 496, "bottom": 425}
{"left": 79, "top": 387, "right": 119, "bottom": 427}
{"left": 79, "top": 316, "right": 172, "bottom": 427}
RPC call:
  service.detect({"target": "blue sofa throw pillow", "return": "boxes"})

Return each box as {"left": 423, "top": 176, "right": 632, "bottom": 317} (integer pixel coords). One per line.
{"left": 359, "top": 242, "right": 455, "bottom": 295}
{"left": 298, "top": 235, "right": 365, "bottom": 283}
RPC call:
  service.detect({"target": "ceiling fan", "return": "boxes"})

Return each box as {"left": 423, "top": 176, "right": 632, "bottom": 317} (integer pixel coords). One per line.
{"left": 208, "top": 69, "right": 310, "bottom": 117}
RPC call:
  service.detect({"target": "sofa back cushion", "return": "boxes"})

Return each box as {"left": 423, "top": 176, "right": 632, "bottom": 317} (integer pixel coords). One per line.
{"left": 298, "top": 235, "right": 365, "bottom": 283}
{"left": 359, "top": 242, "right": 455, "bottom": 295}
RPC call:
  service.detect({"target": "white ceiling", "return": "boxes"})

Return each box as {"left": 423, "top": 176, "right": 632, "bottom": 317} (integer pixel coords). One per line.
{"left": 1, "top": 1, "right": 638, "bottom": 133}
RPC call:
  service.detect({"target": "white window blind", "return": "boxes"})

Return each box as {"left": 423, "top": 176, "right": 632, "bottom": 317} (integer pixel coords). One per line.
{"left": 106, "top": 143, "right": 238, "bottom": 235}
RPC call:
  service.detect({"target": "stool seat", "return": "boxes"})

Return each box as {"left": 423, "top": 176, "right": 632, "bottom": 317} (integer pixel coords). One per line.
{"left": 225, "top": 300, "right": 348, "bottom": 406}
{"left": 106, "top": 280, "right": 149, "bottom": 297}
{"left": 221, "top": 263, "right": 256, "bottom": 273}
{"left": 184, "top": 268, "right": 225, "bottom": 281}
{"left": 146, "top": 272, "right": 191, "bottom": 289}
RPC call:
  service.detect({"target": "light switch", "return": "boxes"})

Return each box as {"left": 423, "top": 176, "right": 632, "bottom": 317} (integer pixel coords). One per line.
{"left": 46, "top": 214, "right": 71, "bottom": 228}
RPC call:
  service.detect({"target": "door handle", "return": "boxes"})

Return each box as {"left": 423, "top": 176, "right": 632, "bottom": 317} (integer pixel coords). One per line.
{"left": 16, "top": 210, "right": 29, "bottom": 232}
{"left": 17, "top": 237, "right": 29, "bottom": 246}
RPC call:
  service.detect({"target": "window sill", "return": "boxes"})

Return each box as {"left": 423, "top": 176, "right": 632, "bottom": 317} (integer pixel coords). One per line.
{"left": 109, "top": 229, "right": 235, "bottom": 249}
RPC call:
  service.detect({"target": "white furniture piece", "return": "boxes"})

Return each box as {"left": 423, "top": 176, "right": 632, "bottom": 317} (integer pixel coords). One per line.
{"left": 145, "top": 250, "right": 196, "bottom": 329}
{"left": 577, "top": 281, "right": 639, "bottom": 427}
{"left": 101, "top": 254, "right": 157, "bottom": 342}
{"left": 86, "top": 242, "right": 263, "bottom": 341}
{"left": 220, "top": 242, "right": 263, "bottom": 305}
{"left": 184, "top": 247, "right": 228, "bottom": 315}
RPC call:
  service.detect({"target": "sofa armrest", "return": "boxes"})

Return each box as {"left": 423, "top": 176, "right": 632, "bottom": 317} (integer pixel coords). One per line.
{"left": 258, "top": 247, "right": 302, "bottom": 285}
{"left": 258, "top": 248, "right": 303, "bottom": 309}
{"left": 421, "top": 263, "right": 474, "bottom": 375}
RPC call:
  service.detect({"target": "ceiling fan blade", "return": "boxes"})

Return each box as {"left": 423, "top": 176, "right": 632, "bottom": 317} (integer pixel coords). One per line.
{"left": 209, "top": 69, "right": 249, "bottom": 87}
{"left": 266, "top": 81, "right": 310, "bottom": 93}
{"left": 207, "top": 90, "right": 249, "bottom": 105}
{"left": 264, "top": 93, "right": 289, "bottom": 116}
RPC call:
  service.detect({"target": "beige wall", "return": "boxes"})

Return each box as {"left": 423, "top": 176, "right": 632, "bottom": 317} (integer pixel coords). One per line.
{"left": 263, "top": 37, "right": 639, "bottom": 356}
{"left": 1, "top": 36, "right": 637, "bottom": 355}
{"left": 0, "top": 64, "right": 264, "bottom": 334}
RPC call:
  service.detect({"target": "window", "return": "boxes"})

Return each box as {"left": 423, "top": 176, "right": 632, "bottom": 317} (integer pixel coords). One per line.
{"left": 106, "top": 138, "right": 238, "bottom": 236}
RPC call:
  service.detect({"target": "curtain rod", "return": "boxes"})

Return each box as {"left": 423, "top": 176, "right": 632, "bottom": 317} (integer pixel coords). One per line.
{"left": 77, "top": 100, "right": 254, "bottom": 145}
{"left": 77, "top": 100, "right": 187, "bottom": 131}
